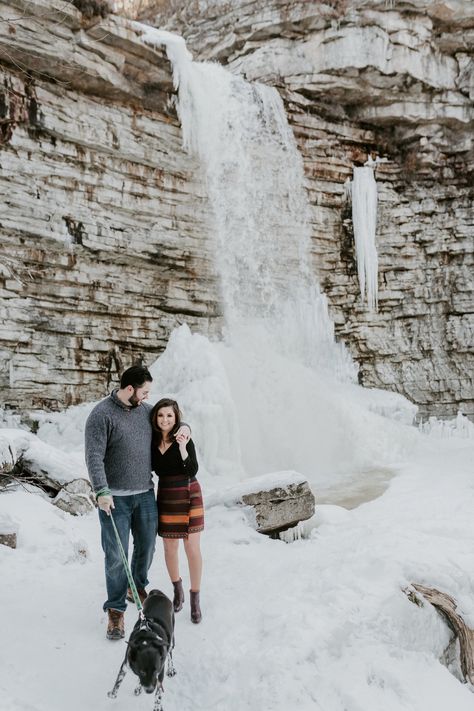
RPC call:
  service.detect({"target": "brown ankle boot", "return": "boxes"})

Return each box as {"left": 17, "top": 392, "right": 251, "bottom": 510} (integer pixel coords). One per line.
{"left": 126, "top": 587, "right": 148, "bottom": 605}
{"left": 172, "top": 578, "right": 184, "bottom": 612}
{"left": 190, "top": 590, "right": 202, "bottom": 624}
{"left": 106, "top": 609, "right": 125, "bottom": 640}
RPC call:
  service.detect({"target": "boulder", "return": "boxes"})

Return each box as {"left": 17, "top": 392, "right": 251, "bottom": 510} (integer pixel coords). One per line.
{"left": 208, "top": 471, "right": 316, "bottom": 535}
{"left": 0, "top": 533, "right": 17, "bottom": 548}
{"left": 52, "top": 479, "right": 96, "bottom": 516}
{"left": 0, "top": 513, "right": 19, "bottom": 548}
{"left": 241, "top": 482, "right": 315, "bottom": 534}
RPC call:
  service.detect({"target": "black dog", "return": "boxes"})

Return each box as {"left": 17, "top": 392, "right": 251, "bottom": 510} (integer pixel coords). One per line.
{"left": 108, "top": 589, "right": 176, "bottom": 711}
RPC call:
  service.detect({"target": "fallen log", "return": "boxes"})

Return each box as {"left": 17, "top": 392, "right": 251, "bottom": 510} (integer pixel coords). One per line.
{"left": 1, "top": 429, "right": 95, "bottom": 515}
{"left": 406, "top": 583, "right": 474, "bottom": 685}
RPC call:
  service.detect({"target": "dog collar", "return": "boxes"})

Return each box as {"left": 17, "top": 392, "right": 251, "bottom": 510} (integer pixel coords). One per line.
{"left": 138, "top": 617, "right": 168, "bottom": 647}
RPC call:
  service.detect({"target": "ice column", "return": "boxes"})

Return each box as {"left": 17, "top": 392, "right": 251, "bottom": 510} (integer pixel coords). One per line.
{"left": 351, "top": 166, "right": 379, "bottom": 311}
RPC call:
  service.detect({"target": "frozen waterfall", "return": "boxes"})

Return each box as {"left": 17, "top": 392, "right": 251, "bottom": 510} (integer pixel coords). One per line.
{"left": 129, "top": 24, "right": 416, "bottom": 495}
{"left": 136, "top": 22, "right": 355, "bottom": 379}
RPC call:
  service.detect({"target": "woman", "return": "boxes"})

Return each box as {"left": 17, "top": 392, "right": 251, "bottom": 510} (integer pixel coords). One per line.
{"left": 151, "top": 398, "right": 204, "bottom": 623}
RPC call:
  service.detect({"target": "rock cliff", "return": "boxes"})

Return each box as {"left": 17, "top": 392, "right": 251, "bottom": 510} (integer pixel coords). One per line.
{"left": 0, "top": 0, "right": 221, "bottom": 410}
{"left": 0, "top": 0, "right": 472, "bottom": 418}
{"left": 143, "top": 0, "right": 474, "bottom": 418}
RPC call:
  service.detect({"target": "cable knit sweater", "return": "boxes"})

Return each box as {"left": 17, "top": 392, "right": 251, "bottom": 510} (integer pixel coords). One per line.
{"left": 84, "top": 389, "right": 153, "bottom": 494}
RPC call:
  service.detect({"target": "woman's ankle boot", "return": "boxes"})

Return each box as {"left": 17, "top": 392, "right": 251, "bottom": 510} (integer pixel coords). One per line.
{"left": 172, "top": 578, "right": 184, "bottom": 613}
{"left": 190, "top": 590, "right": 202, "bottom": 624}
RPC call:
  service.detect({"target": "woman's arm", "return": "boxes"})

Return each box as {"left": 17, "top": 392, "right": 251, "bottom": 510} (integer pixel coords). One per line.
{"left": 180, "top": 438, "right": 199, "bottom": 478}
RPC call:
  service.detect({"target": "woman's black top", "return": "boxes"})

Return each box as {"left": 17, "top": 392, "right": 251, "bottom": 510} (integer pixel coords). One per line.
{"left": 152, "top": 437, "right": 199, "bottom": 480}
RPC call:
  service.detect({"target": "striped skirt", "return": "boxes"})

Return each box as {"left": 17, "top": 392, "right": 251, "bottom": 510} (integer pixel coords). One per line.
{"left": 157, "top": 475, "right": 205, "bottom": 539}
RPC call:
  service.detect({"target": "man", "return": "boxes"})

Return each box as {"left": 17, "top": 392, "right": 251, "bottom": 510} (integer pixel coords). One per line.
{"left": 85, "top": 364, "right": 190, "bottom": 640}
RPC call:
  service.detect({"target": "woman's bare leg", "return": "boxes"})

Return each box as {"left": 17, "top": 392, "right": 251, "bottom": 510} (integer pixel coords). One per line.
{"left": 163, "top": 538, "right": 180, "bottom": 582}
{"left": 183, "top": 532, "right": 202, "bottom": 591}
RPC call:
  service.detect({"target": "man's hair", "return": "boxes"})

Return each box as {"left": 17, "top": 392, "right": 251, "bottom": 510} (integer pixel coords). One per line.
{"left": 120, "top": 365, "right": 153, "bottom": 389}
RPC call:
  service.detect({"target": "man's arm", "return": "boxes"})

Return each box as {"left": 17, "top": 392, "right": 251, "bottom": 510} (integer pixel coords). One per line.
{"left": 85, "top": 410, "right": 114, "bottom": 513}
{"left": 85, "top": 410, "right": 109, "bottom": 491}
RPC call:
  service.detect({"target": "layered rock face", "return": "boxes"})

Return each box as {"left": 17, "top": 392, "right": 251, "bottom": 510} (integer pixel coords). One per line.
{"left": 0, "top": 0, "right": 472, "bottom": 419}
{"left": 145, "top": 0, "right": 474, "bottom": 418}
{"left": 0, "top": 1, "right": 221, "bottom": 410}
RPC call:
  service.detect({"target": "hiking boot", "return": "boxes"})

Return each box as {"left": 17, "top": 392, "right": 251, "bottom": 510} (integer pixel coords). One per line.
{"left": 190, "top": 590, "right": 202, "bottom": 624}
{"left": 126, "top": 587, "right": 148, "bottom": 605}
{"left": 106, "top": 609, "right": 125, "bottom": 640}
{"left": 172, "top": 578, "right": 184, "bottom": 613}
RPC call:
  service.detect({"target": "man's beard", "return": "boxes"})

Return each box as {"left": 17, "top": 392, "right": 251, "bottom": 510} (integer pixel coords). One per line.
{"left": 128, "top": 390, "right": 141, "bottom": 408}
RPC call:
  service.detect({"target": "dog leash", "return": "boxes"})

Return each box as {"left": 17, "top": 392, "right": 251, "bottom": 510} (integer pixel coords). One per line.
{"left": 108, "top": 511, "right": 145, "bottom": 617}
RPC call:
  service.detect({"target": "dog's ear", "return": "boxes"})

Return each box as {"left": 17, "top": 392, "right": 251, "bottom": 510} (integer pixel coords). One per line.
{"left": 150, "top": 637, "right": 165, "bottom": 650}
{"left": 127, "top": 643, "right": 138, "bottom": 663}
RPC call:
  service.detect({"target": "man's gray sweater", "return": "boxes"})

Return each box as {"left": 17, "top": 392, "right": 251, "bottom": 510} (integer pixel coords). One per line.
{"left": 85, "top": 389, "right": 153, "bottom": 494}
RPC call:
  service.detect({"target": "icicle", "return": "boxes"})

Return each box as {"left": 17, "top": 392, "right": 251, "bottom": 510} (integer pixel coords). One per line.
{"left": 344, "top": 177, "right": 352, "bottom": 201}
{"left": 351, "top": 164, "right": 378, "bottom": 311}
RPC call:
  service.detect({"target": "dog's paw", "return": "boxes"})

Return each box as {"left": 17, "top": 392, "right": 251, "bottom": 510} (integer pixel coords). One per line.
{"left": 107, "top": 691, "right": 117, "bottom": 699}
{"left": 166, "top": 657, "right": 177, "bottom": 678}
{"left": 134, "top": 685, "right": 142, "bottom": 696}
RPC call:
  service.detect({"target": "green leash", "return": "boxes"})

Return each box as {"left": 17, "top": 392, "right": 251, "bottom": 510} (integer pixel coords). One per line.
{"left": 108, "top": 512, "right": 144, "bottom": 616}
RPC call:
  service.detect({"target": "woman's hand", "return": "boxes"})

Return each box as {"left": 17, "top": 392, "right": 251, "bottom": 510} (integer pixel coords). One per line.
{"left": 175, "top": 426, "right": 190, "bottom": 457}
{"left": 175, "top": 426, "right": 190, "bottom": 445}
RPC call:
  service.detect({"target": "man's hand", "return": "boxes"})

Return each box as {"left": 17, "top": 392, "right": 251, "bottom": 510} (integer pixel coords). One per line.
{"left": 97, "top": 494, "right": 114, "bottom": 515}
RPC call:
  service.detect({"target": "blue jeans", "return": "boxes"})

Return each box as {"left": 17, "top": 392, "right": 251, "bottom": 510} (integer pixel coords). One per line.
{"left": 99, "top": 490, "right": 157, "bottom": 612}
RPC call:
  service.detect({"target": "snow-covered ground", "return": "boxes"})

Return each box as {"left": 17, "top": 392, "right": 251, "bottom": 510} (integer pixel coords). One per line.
{"left": 1, "top": 326, "right": 474, "bottom": 711}
{"left": 1, "top": 428, "right": 473, "bottom": 711}
{"left": 2, "top": 17, "right": 472, "bottom": 711}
